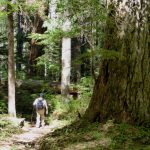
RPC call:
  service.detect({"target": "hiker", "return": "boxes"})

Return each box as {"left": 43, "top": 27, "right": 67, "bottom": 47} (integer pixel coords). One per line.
{"left": 33, "top": 93, "right": 48, "bottom": 128}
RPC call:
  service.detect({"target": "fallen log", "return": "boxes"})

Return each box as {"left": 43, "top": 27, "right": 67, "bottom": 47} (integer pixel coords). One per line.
{"left": 16, "top": 80, "right": 79, "bottom": 99}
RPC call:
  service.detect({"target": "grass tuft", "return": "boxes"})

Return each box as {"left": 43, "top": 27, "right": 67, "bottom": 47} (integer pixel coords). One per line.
{"left": 0, "top": 115, "right": 23, "bottom": 140}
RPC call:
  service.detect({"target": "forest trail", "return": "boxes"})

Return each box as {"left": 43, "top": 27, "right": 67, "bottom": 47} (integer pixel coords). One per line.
{"left": 0, "top": 119, "right": 67, "bottom": 150}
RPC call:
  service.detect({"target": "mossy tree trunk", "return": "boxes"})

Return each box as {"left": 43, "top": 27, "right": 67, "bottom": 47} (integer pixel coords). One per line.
{"left": 83, "top": 0, "right": 150, "bottom": 126}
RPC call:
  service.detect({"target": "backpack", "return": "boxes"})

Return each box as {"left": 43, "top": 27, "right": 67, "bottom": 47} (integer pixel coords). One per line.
{"left": 36, "top": 99, "right": 45, "bottom": 110}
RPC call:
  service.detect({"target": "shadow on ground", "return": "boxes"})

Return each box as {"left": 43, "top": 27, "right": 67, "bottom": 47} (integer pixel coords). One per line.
{"left": 38, "top": 120, "right": 150, "bottom": 150}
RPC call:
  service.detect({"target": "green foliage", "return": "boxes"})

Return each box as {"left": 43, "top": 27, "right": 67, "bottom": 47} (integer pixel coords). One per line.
{"left": 16, "top": 71, "right": 26, "bottom": 80}
{"left": 93, "top": 48, "right": 125, "bottom": 60}
{"left": 49, "top": 95, "right": 62, "bottom": 111}
{"left": 0, "top": 100, "right": 7, "bottom": 114}
{"left": 39, "top": 120, "right": 150, "bottom": 150}
{"left": 0, "top": 87, "right": 7, "bottom": 114}
{"left": 28, "top": 0, "right": 108, "bottom": 80}
{"left": 0, "top": 0, "right": 46, "bottom": 17}
{"left": 0, "top": 18, "right": 8, "bottom": 81}
{"left": 108, "top": 123, "right": 150, "bottom": 150}
{"left": 74, "top": 48, "right": 125, "bottom": 66}
{"left": 0, "top": 118, "right": 10, "bottom": 128}
{"left": 66, "top": 0, "right": 107, "bottom": 44}
{"left": 0, "top": 11, "right": 7, "bottom": 19}
{"left": 80, "top": 76, "right": 94, "bottom": 89}
{"left": 39, "top": 122, "right": 103, "bottom": 150}
{"left": 46, "top": 78, "right": 93, "bottom": 122}
{"left": 0, "top": 115, "right": 22, "bottom": 140}
{"left": 29, "top": 29, "right": 63, "bottom": 46}
{"left": 16, "top": 90, "right": 34, "bottom": 115}
{"left": 22, "top": 77, "right": 91, "bottom": 124}
{"left": 29, "top": 29, "right": 62, "bottom": 79}
{"left": 17, "top": 0, "right": 43, "bottom": 15}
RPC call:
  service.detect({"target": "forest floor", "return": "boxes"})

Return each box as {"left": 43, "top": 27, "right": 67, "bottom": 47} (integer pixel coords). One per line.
{"left": 0, "top": 118, "right": 150, "bottom": 150}
{"left": 37, "top": 120, "right": 150, "bottom": 150}
{"left": 0, "top": 119, "right": 68, "bottom": 150}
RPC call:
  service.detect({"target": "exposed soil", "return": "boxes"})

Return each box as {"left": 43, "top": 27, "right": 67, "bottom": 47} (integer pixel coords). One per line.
{"left": 0, "top": 120, "right": 67, "bottom": 150}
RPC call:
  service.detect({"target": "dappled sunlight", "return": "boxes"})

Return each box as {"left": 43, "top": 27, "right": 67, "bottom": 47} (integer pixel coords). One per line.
{"left": 0, "top": 119, "right": 68, "bottom": 150}
{"left": 13, "top": 119, "right": 68, "bottom": 142}
{"left": 6, "top": 116, "right": 26, "bottom": 127}
{"left": 38, "top": 122, "right": 113, "bottom": 149}
{"left": 0, "top": 0, "right": 149, "bottom": 149}
{"left": 64, "top": 138, "right": 111, "bottom": 150}
{"left": 100, "top": 120, "right": 114, "bottom": 132}
{"left": 38, "top": 120, "right": 150, "bottom": 150}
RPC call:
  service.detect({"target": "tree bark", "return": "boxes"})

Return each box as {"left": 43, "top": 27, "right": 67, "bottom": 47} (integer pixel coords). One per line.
{"left": 80, "top": 36, "right": 91, "bottom": 77}
{"left": 83, "top": 0, "right": 150, "bottom": 126}
{"left": 7, "top": 1, "right": 16, "bottom": 117}
{"left": 28, "top": 3, "right": 49, "bottom": 77}
{"left": 61, "top": 10, "right": 71, "bottom": 101}
{"left": 16, "top": 12, "right": 23, "bottom": 71}
{"left": 71, "top": 38, "right": 81, "bottom": 83}
{"left": 28, "top": 13, "right": 45, "bottom": 76}
{"left": 61, "top": 37, "right": 71, "bottom": 100}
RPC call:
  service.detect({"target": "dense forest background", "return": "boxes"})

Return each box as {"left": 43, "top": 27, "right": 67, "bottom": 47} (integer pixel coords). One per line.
{"left": 0, "top": 0, "right": 150, "bottom": 149}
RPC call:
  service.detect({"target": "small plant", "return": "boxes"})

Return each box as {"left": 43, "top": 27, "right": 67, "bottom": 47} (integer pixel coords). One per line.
{"left": 0, "top": 100, "right": 7, "bottom": 114}
{"left": 92, "top": 130, "right": 102, "bottom": 140}
{"left": 0, "top": 115, "right": 22, "bottom": 140}
{"left": 108, "top": 123, "right": 150, "bottom": 150}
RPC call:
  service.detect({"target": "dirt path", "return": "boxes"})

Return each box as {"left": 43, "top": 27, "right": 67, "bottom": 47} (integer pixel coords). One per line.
{"left": 0, "top": 120, "right": 67, "bottom": 150}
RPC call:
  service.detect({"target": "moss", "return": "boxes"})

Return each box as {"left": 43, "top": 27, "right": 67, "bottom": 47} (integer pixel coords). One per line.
{"left": 38, "top": 121, "right": 150, "bottom": 150}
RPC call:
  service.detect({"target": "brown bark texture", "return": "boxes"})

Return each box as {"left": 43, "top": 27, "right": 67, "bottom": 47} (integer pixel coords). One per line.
{"left": 84, "top": 0, "right": 150, "bottom": 126}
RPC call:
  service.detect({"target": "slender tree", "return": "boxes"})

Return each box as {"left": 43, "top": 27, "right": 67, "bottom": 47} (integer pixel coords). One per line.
{"left": 16, "top": 12, "right": 24, "bottom": 71}
{"left": 7, "top": 0, "right": 16, "bottom": 117}
{"left": 61, "top": 9, "right": 71, "bottom": 101}
{"left": 71, "top": 38, "right": 81, "bottom": 83}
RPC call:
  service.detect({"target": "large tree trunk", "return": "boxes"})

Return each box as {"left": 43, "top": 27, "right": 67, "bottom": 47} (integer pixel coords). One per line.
{"left": 84, "top": 0, "right": 150, "bottom": 125}
{"left": 7, "top": 1, "right": 16, "bottom": 117}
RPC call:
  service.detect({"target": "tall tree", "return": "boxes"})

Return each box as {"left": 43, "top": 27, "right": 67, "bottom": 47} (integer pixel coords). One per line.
{"left": 7, "top": 0, "right": 16, "bottom": 117}
{"left": 66, "top": 0, "right": 106, "bottom": 79}
{"left": 28, "top": 1, "right": 48, "bottom": 77}
{"left": 83, "top": 0, "right": 150, "bottom": 125}
{"left": 71, "top": 38, "right": 81, "bottom": 83}
{"left": 61, "top": 9, "right": 71, "bottom": 101}
{"left": 16, "top": 12, "right": 24, "bottom": 71}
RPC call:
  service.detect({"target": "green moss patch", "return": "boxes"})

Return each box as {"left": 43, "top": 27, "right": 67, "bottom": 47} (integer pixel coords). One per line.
{"left": 38, "top": 120, "right": 150, "bottom": 150}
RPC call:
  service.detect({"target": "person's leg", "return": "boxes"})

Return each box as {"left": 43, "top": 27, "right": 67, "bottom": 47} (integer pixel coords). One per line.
{"left": 40, "top": 109, "right": 45, "bottom": 127}
{"left": 36, "top": 111, "right": 41, "bottom": 127}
